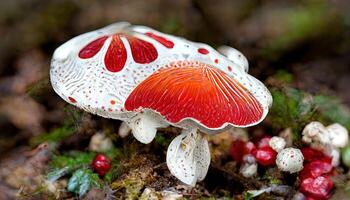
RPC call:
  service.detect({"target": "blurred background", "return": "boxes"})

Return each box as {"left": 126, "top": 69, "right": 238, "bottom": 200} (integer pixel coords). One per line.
{"left": 0, "top": 0, "right": 349, "bottom": 199}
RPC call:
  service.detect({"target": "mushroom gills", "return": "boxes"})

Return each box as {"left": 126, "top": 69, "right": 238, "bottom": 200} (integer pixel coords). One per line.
{"left": 166, "top": 128, "right": 210, "bottom": 186}
{"left": 126, "top": 112, "right": 168, "bottom": 144}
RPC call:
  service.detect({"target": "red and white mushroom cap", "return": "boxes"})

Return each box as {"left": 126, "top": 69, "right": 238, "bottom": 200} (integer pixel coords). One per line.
{"left": 50, "top": 22, "right": 272, "bottom": 185}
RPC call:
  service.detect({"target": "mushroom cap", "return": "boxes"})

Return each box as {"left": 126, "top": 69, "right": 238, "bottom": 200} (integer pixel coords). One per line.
{"left": 268, "top": 136, "right": 286, "bottom": 152}
{"left": 302, "top": 121, "right": 329, "bottom": 145}
{"left": 276, "top": 147, "right": 304, "bottom": 173}
{"left": 50, "top": 22, "right": 272, "bottom": 133}
{"left": 326, "top": 123, "right": 349, "bottom": 148}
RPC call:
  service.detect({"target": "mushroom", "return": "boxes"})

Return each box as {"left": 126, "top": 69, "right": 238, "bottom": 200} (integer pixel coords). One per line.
{"left": 268, "top": 136, "right": 286, "bottom": 152}
{"left": 276, "top": 148, "right": 304, "bottom": 173}
{"left": 240, "top": 154, "right": 258, "bottom": 178}
{"left": 302, "top": 121, "right": 348, "bottom": 166}
{"left": 302, "top": 121, "right": 329, "bottom": 146}
{"left": 50, "top": 22, "right": 272, "bottom": 185}
{"left": 326, "top": 123, "right": 349, "bottom": 148}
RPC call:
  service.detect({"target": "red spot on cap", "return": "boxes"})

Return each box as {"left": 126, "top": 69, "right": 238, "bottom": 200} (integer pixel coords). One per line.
{"left": 79, "top": 36, "right": 108, "bottom": 59}
{"left": 145, "top": 32, "right": 174, "bottom": 48}
{"left": 105, "top": 34, "right": 127, "bottom": 72}
{"left": 214, "top": 59, "right": 219, "bottom": 64}
{"left": 198, "top": 48, "right": 209, "bottom": 55}
{"left": 228, "top": 66, "right": 232, "bottom": 71}
{"left": 128, "top": 36, "right": 158, "bottom": 64}
{"left": 110, "top": 100, "right": 116, "bottom": 105}
{"left": 68, "top": 96, "right": 77, "bottom": 103}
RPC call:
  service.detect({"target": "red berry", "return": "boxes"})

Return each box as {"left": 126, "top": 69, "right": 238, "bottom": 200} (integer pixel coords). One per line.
{"left": 300, "top": 176, "right": 333, "bottom": 200}
{"left": 301, "top": 147, "right": 332, "bottom": 164}
{"left": 252, "top": 146, "right": 277, "bottom": 166}
{"left": 256, "top": 136, "right": 271, "bottom": 148}
{"left": 230, "top": 140, "right": 246, "bottom": 163}
{"left": 92, "top": 154, "right": 111, "bottom": 176}
{"left": 230, "top": 140, "right": 257, "bottom": 163}
{"left": 299, "top": 161, "right": 333, "bottom": 181}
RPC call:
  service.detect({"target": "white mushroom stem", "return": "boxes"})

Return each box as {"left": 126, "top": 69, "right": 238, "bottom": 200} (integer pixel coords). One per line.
{"left": 126, "top": 112, "right": 168, "bottom": 144}
{"left": 166, "top": 128, "right": 210, "bottom": 186}
{"left": 118, "top": 121, "right": 131, "bottom": 138}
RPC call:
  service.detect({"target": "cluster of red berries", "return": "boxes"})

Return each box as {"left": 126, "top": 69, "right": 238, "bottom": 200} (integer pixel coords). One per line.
{"left": 91, "top": 154, "right": 111, "bottom": 177}
{"left": 299, "top": 147, "right": 334, "bottom": 200}
{"left": 230, "top": 136, "right": 277, "bottom": 166}
{"left": 230, "top": 137, "right": 335, "bottom": 200}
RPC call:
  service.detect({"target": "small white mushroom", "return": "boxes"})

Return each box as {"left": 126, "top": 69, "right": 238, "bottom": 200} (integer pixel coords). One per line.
{"left": 302, "top": 121, "right": 330, "bottom": 145}
{"left": 240, "top": 163, "right": 258, "bottom": 178}
{"left": 326, "top": 123, "right": 349, "bottom": 148}
{"left": 276, "top": 148, "right": 304, "bottom": 173}
{"left": 301, "top": 122, "right": 348, "bottom": 167}
{"left": 240, "top": 154, "right": 257, "bottom": 178}
{"left": 118, "top": 121, "right": 131, "bottom": 138}
{"left": 88, "top": 132, "right": 113, "bottom": 152}
{"left": 269, "top": 136, "right": 286, "bottom": 152}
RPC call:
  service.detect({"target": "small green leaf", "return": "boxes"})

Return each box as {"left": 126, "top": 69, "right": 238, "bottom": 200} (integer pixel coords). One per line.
{"left": 67, "top": 169, "right": 83, "bottom": 193}
{"left": 78, "top": 172, "right": 91, "bottom": 197}
{"left": 243, "top": 191, "right": 254, "bottom": 200}
{"left": 67, "top": 169, "right": 103, "bottom": 198}
{"left": 47, "top": 166, "right": 71, "bottom": 182}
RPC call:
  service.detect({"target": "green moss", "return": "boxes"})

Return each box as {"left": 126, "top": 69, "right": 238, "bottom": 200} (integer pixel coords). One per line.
{"left": 268, "top": 86, "right": 350, "bottom": 141}
{"left": 313, "top": 95, "right": 350, "bottom": 129}
{"left": 341, "top": 145, "right": 350, "bottom": 167}
{"left": 29, "top": 107, "right": 83, "bottom": 146}
{"left": 30, "top": 125, "right": 75, "bottom": 146}
{"left": 273, "top": 70, "right": 294, "bottom": 85}
{"left": 160, "top": 17, "right": 181, "bottom": 34}
{"left": 49, "top": 151, "right": 96, "bottom": 170}
{"left": 154, "top": 134, "right": 170, "bottom": 147}
{"left": 269, "top": 87, "right": 315, "bottom": 139}
{"left": 26, "top": 77, "right": 51, "bottom": 100}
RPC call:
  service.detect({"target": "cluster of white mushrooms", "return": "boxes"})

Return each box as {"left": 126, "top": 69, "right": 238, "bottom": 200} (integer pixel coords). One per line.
{"left": 268, "top": 121, "right": 349, "bottom": 174}
{"left": 302, "top": 121, "right": 349, "bottom": 166}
